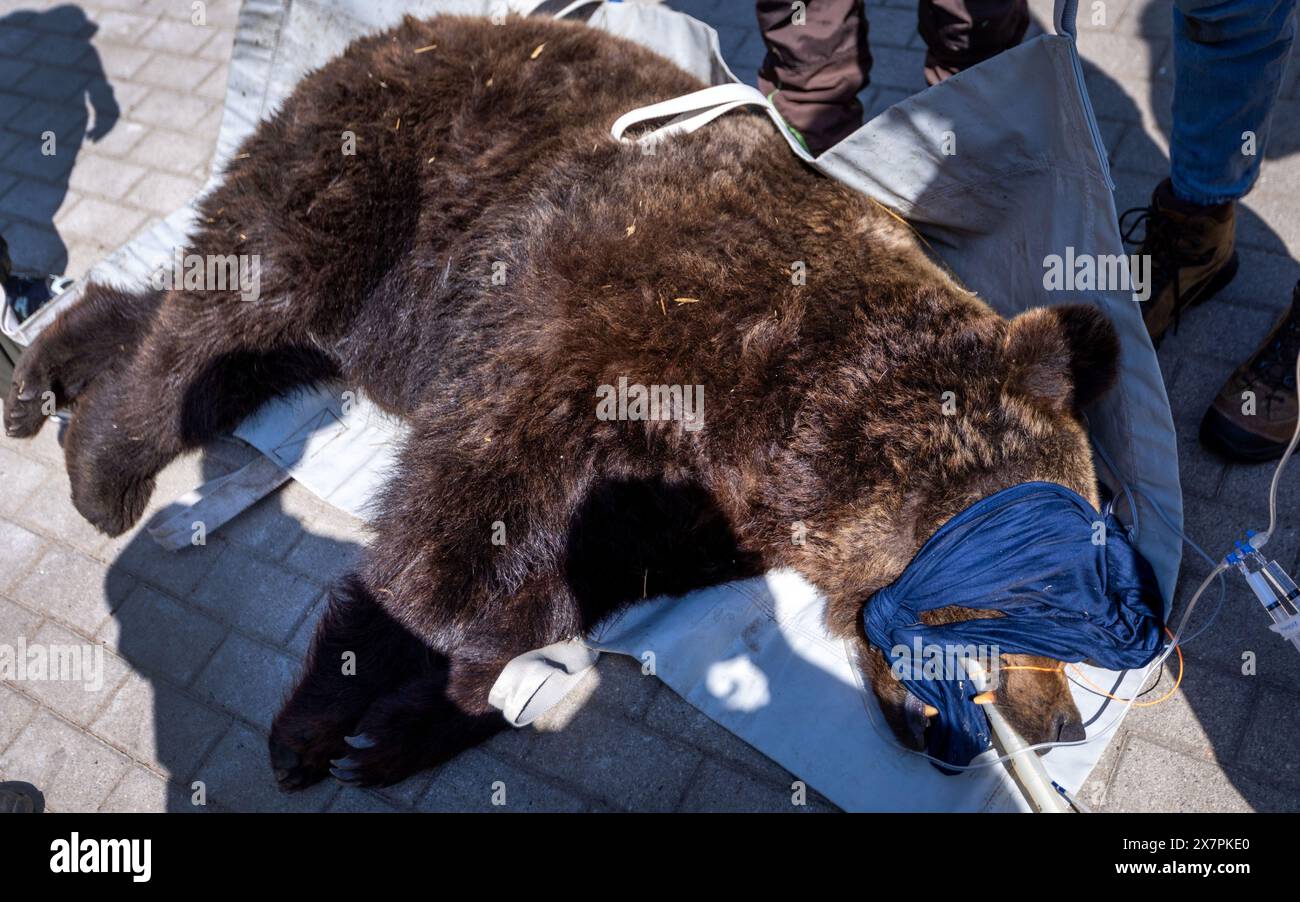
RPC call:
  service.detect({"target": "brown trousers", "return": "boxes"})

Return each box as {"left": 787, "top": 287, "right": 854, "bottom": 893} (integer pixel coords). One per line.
{"left": 756, "top": 0, "right": 1030, "bottom": 154}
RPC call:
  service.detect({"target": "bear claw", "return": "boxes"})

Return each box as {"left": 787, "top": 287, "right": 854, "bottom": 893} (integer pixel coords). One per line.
{"left": 3, "top": 394, "right": 47, "bottom": 438}
{"left": 268, "top": 733, "right": 330, "bottom": 792}
{"left": 329, "top": 766, "right": 360, "bottom": 784}
{"left": 329, "top": 756, "right": 363, "bottom": 783}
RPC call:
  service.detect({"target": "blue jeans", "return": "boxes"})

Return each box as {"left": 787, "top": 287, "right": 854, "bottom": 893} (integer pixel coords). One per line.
{"left": 1171, "top": 0, "right": 1299, "bottom": 205}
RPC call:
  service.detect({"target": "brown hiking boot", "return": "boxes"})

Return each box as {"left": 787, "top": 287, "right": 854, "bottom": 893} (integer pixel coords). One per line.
{"left": 1120, "top": 179, "right": 1239, "bottom": 346}
{"left": 1200, "top": 282, "right": 1300, "bottom": 463}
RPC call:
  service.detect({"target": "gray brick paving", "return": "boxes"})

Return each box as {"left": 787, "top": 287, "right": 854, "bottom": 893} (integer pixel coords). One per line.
{"left": 0, "top": 0, "right": 1297, "bottom": 812}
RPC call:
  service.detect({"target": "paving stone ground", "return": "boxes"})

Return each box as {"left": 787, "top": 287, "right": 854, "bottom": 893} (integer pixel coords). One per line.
{"left": 0, "top": 0, "right": 1297, "bottom": 812}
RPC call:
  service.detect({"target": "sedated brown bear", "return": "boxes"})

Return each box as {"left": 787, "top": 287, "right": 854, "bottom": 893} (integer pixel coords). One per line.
{"left": 4, "top": 14, "right": 1114, "bottom": 788}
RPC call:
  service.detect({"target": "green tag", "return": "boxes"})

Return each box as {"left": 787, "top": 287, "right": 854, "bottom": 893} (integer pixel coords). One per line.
{"left": 766, "top": 90, "right": 811, "bottom": 155}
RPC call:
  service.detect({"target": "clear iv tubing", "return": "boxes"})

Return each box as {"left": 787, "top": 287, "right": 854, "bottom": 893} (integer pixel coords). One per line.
{"left": 860, "top": 352, "right": 1300, "bottom": 774}
{"left": 1251, "top": 353, "right": 1300, "bottom": 553}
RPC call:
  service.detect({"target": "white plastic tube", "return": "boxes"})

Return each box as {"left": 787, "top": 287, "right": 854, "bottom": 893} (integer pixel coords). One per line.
{"left": 962, "top": 658, "right": 1072, "bottom": 813}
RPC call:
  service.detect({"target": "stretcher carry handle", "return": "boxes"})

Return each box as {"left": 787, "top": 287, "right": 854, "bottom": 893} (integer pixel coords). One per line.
{"left": 509, "top": 0, "right": 603, "bottom": 20}
{"left": 1055, "top": 0, "right": 1079, "bottom": 38}
{"left": 609, "top": 82, "right": 816, "bottom": 162}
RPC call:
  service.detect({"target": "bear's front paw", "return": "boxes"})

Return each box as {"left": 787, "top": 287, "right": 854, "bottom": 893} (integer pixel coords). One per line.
{"left": 68, "top": 464, "right": 154, "bottom": 537}
{"left": 326, "top": 731, "right": 428, "bottom": 789}
{"left": 268, "top": 725, "right": 340, "bottom": 792}
{"left": 4, "top": 364, "right": 55, "bottom": 439}
{"left": 61, "top": 383, "right": 158, "bottom": 537}
{"left": 325, "top": 688, "right": 504, "bottom": 788}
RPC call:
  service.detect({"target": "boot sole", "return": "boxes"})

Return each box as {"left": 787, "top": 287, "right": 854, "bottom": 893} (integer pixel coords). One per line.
{"left": 1150, "top": 251, "right": 1240, "bottom": 350}
{"left": 1199, "top": 406, "right": 1291, "bottom": 464}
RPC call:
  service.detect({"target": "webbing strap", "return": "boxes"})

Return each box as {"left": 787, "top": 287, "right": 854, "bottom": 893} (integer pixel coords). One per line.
{"left": 609, "top": 82, "right": 815, "bottom": 162}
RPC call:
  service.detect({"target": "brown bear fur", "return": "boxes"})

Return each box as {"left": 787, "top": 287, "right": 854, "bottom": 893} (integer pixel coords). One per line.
{"left": 4, "top": 14, "right": 1118, "bottom": 788}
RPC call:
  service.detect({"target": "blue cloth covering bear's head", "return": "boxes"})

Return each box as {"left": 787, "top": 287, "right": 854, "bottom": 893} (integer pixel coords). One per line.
{"left": 863, "top": 481, "right": 1165, "bottom": 771}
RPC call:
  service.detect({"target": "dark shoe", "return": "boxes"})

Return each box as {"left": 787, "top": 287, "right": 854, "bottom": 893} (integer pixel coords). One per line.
{"left": 1200, "top": 281, "right": 1300, "bottom": 463}
{"left": 0, "top": 781, "right": 45, "bottom": 813}
{"left": 1120, "top": 178, "right": 1238, "bottom": 346}
{"left": 0, "top": 268, "right": 71, "bottom": 399}
{"left": 3, "top": 272, "right": 71, "bottom": 328}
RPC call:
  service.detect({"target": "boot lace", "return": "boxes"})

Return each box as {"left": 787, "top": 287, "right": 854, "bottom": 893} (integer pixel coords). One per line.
{"left": 1244, "top": 295, "right": 1300, "bottom": 409}
{"left": 1119, "top": 205, "right": 1216, "bottom": 333}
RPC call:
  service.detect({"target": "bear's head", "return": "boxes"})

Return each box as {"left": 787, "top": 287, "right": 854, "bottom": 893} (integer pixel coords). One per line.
{"left": 813, "top": 301, "right": 1125, "bottom": 759}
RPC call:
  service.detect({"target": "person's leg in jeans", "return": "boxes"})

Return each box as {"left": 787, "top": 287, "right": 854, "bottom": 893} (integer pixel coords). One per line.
{"left": 916, "top": 0, "right": 1030, "bottom": 85}
{"left": 1118, "top": 0, "right": 1300, "bottom": 460}
{"left": 1170, "top": 0, "right": 1297, "bottom": 205}
{"left": 756, "top": 0, "right": 872, "bottom": 156}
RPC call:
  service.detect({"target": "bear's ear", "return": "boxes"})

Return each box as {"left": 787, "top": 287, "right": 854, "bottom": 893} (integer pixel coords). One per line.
{"left": 1003, "top": 305, "right": 1120, "bottom": 412}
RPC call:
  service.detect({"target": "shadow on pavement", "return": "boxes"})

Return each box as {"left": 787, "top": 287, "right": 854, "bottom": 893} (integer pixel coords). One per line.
{"left": 0, "top": 4, "right": 118, "bottom": 275}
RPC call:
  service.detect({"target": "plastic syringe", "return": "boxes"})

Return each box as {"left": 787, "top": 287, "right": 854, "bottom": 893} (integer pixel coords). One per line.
{"left": 1228, "top": 534, "right": 1300, "bottom": 655}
